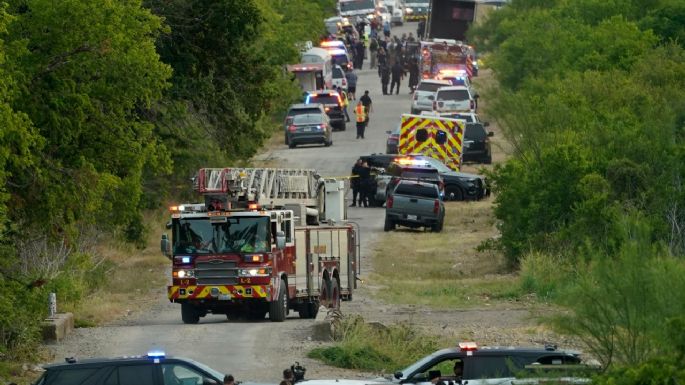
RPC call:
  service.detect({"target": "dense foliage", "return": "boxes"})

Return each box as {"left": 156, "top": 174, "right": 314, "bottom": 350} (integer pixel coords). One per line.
{"left": 470, "top": 0, "right": 685, "bottom": 377}
{"left": 0, "top": 0, "right": 332, "bottom": 361}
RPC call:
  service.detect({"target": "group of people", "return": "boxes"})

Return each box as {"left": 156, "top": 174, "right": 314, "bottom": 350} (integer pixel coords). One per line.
{"left": 369, "top": 33, "right": 421, "bottom": 95}
{"left": 350, "top": 159, "right": 376, "bottom": 207}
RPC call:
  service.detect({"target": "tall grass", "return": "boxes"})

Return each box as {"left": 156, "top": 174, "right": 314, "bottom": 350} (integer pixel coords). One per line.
{"left": 371, "top": 201, "right": 522, "bottom": 308}
{"left": 308, "top": 316, "right": 442, "bottom": 372}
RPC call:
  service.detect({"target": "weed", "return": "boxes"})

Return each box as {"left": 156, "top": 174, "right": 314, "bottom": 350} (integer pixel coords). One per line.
{"left": 308, "top": 315, "right": 442, "bottom": 372}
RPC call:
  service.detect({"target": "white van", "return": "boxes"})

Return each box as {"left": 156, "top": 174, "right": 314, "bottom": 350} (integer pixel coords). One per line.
{"left": 300, "top": 47, "right": 333, "bottom": 89}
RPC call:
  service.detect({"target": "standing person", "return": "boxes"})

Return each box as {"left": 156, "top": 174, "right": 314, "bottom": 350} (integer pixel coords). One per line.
{"left": 390, "top": 61, "right": 403, "bottom": 95}
{"left": 354, "top": 101, "right": 367, "bottom": 139}
{"left": 369, "top": 37, "right": 378, "bottom": 69}
{"left": 337, "top": 86, "right": 350, "bottom": 122}
{"left": 281, "top": 369, "right": 294, "bottom": 385}
{"left": 358, "top": 161, "right": 371, "bottom": 207}
{"left": 350, "top": 159, "right": 363, "bottom": 207}
{"left": 417, "top": 18, "right": 426, "bottom": 40}
{"left": 345, "top": 69, "right": 358, "bottom": 100}
{"left": 377, "top": 47, "right": 387, "bottom": 77}
{"left": 408, "top": 58, "right": 419, "bottom": 93}
{"left": 380, "top": 64, "right": 390, "bottom": 95}
{"left": 355, "top": 40, "right": 365, "bottom": 69}
{"left": 224, "top": 375, "right": 236, "bottom": 385}
{"left": 383, "top": 20, "right": 391, "bottom": 38}
{"left": 359, "top": 90, "right": 373, "bottom": 124}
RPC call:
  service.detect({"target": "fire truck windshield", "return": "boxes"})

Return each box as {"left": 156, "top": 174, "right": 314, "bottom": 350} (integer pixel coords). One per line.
{"left": 172, "top": 216, "right": 270, "bottom": 254}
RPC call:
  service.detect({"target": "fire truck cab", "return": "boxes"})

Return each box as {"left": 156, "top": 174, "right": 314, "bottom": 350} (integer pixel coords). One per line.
{"left": 161, "top": 168, "right": 358, "bottom": 324}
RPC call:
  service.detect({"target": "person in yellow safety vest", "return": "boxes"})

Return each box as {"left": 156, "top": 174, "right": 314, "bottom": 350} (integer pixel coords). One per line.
{"left": 337, "top": 86, "right": 350, "bottom": 122}
{"left": 354, "top": 101, "right": 367, "bottom": 139}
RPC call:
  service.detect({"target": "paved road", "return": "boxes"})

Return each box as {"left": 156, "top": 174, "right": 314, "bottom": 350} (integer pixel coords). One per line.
{"left": 49, "top": 22, "right": 419, "bottom": 381}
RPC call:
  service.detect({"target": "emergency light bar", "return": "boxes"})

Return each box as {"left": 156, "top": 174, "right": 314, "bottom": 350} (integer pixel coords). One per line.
{"left": 147, "top": 350, "right": 165, "bottom": 363}
{"left": 459, "top": 342, "right": 478, "bottom": 352}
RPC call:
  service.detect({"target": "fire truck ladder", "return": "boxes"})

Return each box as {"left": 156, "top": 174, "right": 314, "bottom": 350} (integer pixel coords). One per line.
{"left": 194, "top": 168, "right": 325, "bottom": 219}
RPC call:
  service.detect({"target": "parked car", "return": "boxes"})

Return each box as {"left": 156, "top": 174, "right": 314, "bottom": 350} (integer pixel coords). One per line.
{"left": 410, "top": 79, "right": 451, "bottom": 114}
{"left": 284, "top": 103, "right": 326, "bottom": 145}
{"left": 374, "top": 159, "right": 445, "bottom": 206}
{"left": 386, "top": 126, "right": 400, "bottom": 154}
{"left": 414, "top": 155, "right": 488, "bottom": 200}
{"left": 463, "top": 122, "right": 493, "bottom": 164}
{"left": 433, "top": 85, "right": 477, "bottom": 113}
{"left": 305, "top": 90, "right": 346, "bottom": 130}
{"left": 286, "top": 113, "right": 333, "bottom": 148}
{"left": 386, "top": 0, "right": 405, "bottom": 25}
{"left": 385, "top": 180, "right": 445, "bottom": 232}
{"left": 332, "top": 65, "right": 348, "bottom": 91}
{"left": 329, "top": 48, "right": 353, "bottom": 71}
{"left": 33, "top": 351, "right": 231, "bottom": 385}
{"left": 391, "top": 342, "right": 584, "bottom": 384}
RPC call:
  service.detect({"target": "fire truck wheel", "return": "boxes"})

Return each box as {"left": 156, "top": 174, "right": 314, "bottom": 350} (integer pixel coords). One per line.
{"left": 330, "top": 279, "right": 341, "bottom": 310}
{"left": 319, "top": 280, "right": 331, "bottom": 308}
{"left": 269, "top": 279, "right": 287, "bottom": 322}
{"left": 181, "top": 303, "right": 200, "bottom": 324}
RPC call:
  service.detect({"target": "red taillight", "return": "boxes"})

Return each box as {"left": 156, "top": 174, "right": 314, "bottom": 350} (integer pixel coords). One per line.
{"left": 387, "top": 195, "right": 394, "bottom": 208}
{"left": 433, "top": 199, "right": 439, "bottom": 214}
{"left": 288, "top": 125, "right": 297, "bottom": 132}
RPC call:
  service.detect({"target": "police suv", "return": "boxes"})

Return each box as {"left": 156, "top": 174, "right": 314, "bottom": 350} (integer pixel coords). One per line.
{"left": 33, "top": 351, "right": 229, "bottom": 385}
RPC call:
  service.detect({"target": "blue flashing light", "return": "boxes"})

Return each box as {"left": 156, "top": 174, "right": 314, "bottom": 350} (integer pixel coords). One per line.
{"left": 181, "top": 256, "right": 191, "bottom": 264}
{"left": 147, "top": 350, "right": 165, "bottom": 359}
{"left": 305, "top": 95, "right": 311, "bottom": 103}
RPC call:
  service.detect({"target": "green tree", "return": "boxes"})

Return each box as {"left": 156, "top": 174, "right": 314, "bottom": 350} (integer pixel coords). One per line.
{"left": 5, "top": 0, "right": 172, "bottom": 241}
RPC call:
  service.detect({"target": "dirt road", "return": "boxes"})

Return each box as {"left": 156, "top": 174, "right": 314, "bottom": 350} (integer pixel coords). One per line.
{"left": 46, "top": 22, "right": 571, "bottom": 382}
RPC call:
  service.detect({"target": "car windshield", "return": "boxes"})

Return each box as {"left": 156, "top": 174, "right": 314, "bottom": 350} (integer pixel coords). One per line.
{"left": 293, "top": 114, "right": 324, "bottom": 125}
{"left": 308, "top": 94, "right": 339, "bottom": 105}
{"left": 333, "top": 66, "right": 344, "bottom": 78}
{"left": 417, "top": 82, "right": 447, "bottom": 92}
{"left": 340, "top": 0, "right": 375, "bottom": 12}
{"left": 437, "top": 89, "right": 470, "bottom": 101}
{"left": 289, "top": 107, "right": 321, "bottom": 117}
{"left": 181, "top": 358, "right": 225, "bottom": 381}
{"left": 394, "top": 183, "right": 438, "bottom": 198}
{"left": 465, "top": 123, "right": 487, "bottom": 140}
{"left": 398, "top": 349, "right": 451, "bottom": 380}
{"left": 332, "top": 54, "right": 349, "bottom": 67}
{"left": 172, "top": 216, "right": 270, "bottom": 254}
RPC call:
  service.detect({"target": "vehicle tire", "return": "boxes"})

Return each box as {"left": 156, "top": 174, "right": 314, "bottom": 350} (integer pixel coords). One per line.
{"left": 384, "top": 216, "right": 395, "bottom": 231}
{"left": 269, "top": 279, "right": 287, "bottom": 322}
{"left": 340, "top": 122, "right": 346, "bottom": 131}
{"left": 431, "top": 220, "right": 443, "bottom": 233}
{"left": 299, "top": 301, "right": 319, "bottom": 319}
{"left": 319, "top": 279, "right": 330, "bottom": 308}
{"left": 330, "top": 279, "right": 341, "bottom": 310}
{"left": 374, "top": 198, "right": 385, "bottom": 207}
{"left": 181, "top": 303, "right": 200, "bottom": 324}
{"left": 289, "top": 143, "right": 296, "bottom": 149}
{"left": 446, "top": 185, "right": 464, "bottom": 201}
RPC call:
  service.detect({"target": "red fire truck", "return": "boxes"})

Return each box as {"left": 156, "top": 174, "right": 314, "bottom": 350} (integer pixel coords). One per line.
{"left": 420, "top": 40, "right": 474, "bottom": 80}
{"left": 161, "top": 168, "right": 358, "bottom": 324}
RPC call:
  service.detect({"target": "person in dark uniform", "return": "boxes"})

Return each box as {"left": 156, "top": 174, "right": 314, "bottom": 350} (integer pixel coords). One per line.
{"left": 380, "top": 64, "right": 390, "bottom": 95}
{"left": 350, "top": 159, "right": 363, "bottom": 207}
{"left": 358, "top": 161, "right": 372, "bottom": 207}
{"left": 390, "top": 61, "right": 404, "bottom": 95}
{"left": 408, "top": 58, "right": 419, "bottom": 93}
{"left": 359, "top": 90, "right": 373, "bottom": 125}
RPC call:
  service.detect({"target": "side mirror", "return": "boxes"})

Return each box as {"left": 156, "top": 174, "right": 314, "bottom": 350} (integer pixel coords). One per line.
{"left": 488, "top": 131, "right": 494, "bottom": 137}
{"left": 276, "top": 231, "right": 286, "bottom": 250}
{"left": 394, "top": 371, "right": 403, "bottom": 380}
{"left": 161, "top": 234, "right": 172, "bottom": 259}
{"left": 483, "top": 121, "right": 490, "bottom": 127}
{"left": 165, "top": 221, "right": 172, "bottom": 229}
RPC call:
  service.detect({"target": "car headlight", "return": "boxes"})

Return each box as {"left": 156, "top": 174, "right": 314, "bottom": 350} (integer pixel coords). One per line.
{"left": 239, "top": 268, "right": 271, "bottom": 277}
{"left": 406, "top": 8, "right": 413, "bottom": 13}
{"left": 174, "top": 269, "right": 195, "bottom": 278}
